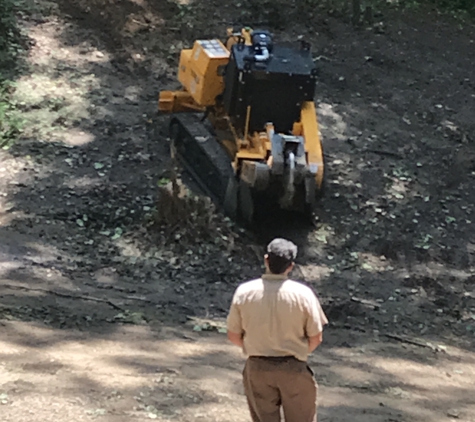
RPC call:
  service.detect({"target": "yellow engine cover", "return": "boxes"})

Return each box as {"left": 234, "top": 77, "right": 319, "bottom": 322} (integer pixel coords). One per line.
{"left": 178, "top": 39, "right": 230, "bottom": 106}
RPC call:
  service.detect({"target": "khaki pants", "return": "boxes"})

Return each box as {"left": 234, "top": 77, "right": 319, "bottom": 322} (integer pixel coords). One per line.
{"left": 242, "top": 356, "right": 318, "bottom": 422}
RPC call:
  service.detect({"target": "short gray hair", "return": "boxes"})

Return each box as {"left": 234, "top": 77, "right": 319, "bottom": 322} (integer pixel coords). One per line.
{"left": 267, "top": 238, "right": 298, "bottom": 274}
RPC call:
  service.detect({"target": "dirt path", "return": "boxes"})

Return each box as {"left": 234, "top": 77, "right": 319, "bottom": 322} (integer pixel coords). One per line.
{"left": 1, "top": 0, "right": 475, "bottom": 421}
{"left": 1, "top": 319, "right": 475, "bottom": 422}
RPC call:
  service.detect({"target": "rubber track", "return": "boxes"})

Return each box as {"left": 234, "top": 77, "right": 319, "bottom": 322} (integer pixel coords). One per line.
{"left": 169, "top": 113, "right": 235, "bottom": 208}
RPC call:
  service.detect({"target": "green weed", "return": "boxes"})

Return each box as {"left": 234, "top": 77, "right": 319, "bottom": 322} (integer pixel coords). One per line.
{"left": 0, "top": 0, "right": 29, "bottom": 148}
{"left": 0, "top": 82, "right": 24, "bottom": 148}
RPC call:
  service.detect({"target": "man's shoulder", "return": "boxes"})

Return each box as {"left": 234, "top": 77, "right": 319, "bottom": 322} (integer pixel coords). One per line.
{"left": 285, "top": 279, "right": 319, "bottom": 299}
{"left": 235, "top": 278, "right": 263, "bottom": 293}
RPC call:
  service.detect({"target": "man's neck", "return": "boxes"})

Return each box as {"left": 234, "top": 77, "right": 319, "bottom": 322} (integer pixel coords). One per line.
{"left": 262, "top": 273, "right": 289, "bottom": 281}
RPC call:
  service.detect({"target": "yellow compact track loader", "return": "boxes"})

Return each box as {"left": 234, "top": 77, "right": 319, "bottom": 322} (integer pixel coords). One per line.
{"left": 158, "top": 27, "right": 325, "bottom": 225}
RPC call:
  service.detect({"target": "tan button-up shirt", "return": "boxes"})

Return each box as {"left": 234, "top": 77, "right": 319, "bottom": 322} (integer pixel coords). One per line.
{"left": 226, "top": 273, "right": 328, "bottom": 362}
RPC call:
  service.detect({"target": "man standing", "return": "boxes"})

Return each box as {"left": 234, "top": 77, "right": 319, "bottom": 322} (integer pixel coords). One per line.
{"left": 226, "top": 238, "right": 328, "bottom": 422}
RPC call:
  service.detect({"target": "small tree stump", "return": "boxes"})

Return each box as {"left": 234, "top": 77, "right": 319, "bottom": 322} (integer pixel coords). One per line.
{"left": 352, "top": 0, "right": 361, "bottom": 26}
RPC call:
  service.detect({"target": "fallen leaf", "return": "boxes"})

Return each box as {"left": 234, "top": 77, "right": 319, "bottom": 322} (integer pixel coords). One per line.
{"left": 315, "top": 233, "right": 327, "bottom": 243}
{"left": 0, "top": 393, "right": 8, "bottom": 405}
{"left": 111, "top": 227, "right": 123, "bottom": 240}
{"left": 447, "top": 409, "right": 460, "bottom": 418}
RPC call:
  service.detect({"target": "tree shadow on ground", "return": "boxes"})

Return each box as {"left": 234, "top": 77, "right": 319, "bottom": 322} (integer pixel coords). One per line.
{"left": 1, "top": 318, "right": 474, "bottom": 421}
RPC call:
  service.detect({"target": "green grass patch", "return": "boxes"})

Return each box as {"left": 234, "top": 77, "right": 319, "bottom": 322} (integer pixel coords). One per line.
{"left": 0, "top": 0, "right": 22, "bottom": 71}
{"left": 0, "top": 0, "right": 29, "bottom": 148}
{"left": 432, "top": 0, "right": 475, "bottom": 17}
{"left": 0, "top": 81, "right": 24, "bottom": 148}
{"left": 388, "top": 0, "right": 475, "bottom": 17}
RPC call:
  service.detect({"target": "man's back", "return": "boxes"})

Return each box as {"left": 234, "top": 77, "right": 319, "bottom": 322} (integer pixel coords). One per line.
{"left": 226, "top": 238, "right": 328, "bottom": 422}
{"left": 227, "top": 274, "right": 327, "bottom": 362}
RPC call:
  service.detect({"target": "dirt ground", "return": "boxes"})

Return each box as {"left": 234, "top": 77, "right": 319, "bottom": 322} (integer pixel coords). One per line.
{"left": 1, "top": 0, "right": 475, "bottom": 421}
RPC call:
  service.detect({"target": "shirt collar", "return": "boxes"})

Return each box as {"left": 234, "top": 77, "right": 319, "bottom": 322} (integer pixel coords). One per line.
{"left": 261, "top": 273, "right": 289, "bottom": 281}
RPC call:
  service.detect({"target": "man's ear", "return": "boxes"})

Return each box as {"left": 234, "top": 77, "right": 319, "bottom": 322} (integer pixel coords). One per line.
{"left": 264, "top": 254, "right": 270, "bottom": 270}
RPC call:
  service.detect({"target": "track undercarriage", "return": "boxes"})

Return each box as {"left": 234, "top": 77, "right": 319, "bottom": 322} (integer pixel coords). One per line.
{"left": 167, "top": 112, "right": 322, "bottom": 226}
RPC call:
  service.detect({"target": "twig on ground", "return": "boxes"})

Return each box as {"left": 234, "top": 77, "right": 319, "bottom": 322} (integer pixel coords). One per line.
{"left": 384, "top": 333, "right": 446, "bottom": 352}
{"left": 131, "top": 19, "right": 151, "bottom": 27}
{"left": 351, "top": 296, "right": 381, "bottom": 309}
{"left": 1, "top": 283, "right": 124, "bottom": 311}
{"left": 125, "top": 295, "right": 155, "bottom": 304}
{"left": 363, "top": 149, "right": 404, "bottom": 159}
{"left": 338, "top": 263, "right": 360, "bottom": 271}
{"left": 313, "top": 55, "right": 334, "bottom": 62}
